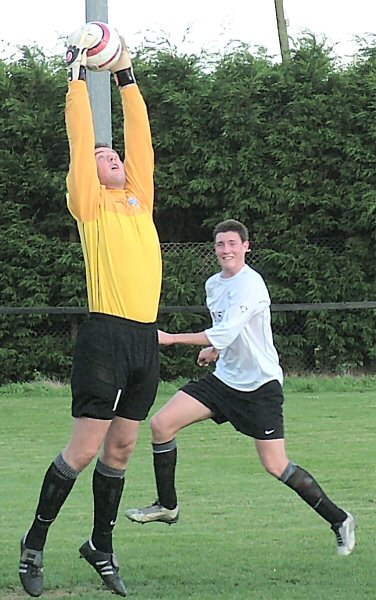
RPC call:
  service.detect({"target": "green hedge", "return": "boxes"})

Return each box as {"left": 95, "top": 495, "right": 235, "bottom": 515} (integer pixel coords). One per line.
{"left": 0, "top": 39, "right": 375, "bottom": 382}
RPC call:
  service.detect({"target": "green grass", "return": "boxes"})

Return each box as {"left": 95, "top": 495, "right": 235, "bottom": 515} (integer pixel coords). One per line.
{"left": 1, "top": 377, "right": 375, "bottom": 599}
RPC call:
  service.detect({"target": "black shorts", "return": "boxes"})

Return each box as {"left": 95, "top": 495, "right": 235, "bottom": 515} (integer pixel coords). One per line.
{"left": 181, "top": 374, "right": 284, "bottom": 440}
{"left": 71, "top": 313, "right": 159, "bottom": 421}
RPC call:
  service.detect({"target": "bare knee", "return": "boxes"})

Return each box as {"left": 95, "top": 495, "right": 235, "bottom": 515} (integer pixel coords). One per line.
{"left": 150, "top": 413, "right": 174, "bottom": 443}
{"left": 259, "top": 454, "right": 290, "bottom": 478}
{"left": 255, "top": 439, "right": 289, "bottom": 479}
{"left": 103, "top": 434, "right": 138, "bottom": 468}
{"left": 64, "top": 417, "right": 111, "bottom": 471}
{"left": 100, "top": 418, "right": 141, "bottom": 469}
{"left": 63, "top": 444, "right": 98, "bottom": 471}
{"left": 261, "top": 461, "right": 285, "bottom": 478}
{"left": 116, "top": 435, "right": 138, "bottom": 458}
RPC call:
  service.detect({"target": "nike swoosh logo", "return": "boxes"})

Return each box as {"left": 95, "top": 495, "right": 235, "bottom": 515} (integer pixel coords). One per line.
{"left": 264, "top": 429, "right": 275, "bottom": 435}
{"left": 37, "top": 514, "right": 55, "bottom": 523}
{"left": 110, "top": 519, "right": 116, "bottom": 526}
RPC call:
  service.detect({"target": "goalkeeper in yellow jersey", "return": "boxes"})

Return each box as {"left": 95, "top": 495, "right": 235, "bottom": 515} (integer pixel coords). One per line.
{"left": 19, "top": 28, "right": 161, "bottom": 598}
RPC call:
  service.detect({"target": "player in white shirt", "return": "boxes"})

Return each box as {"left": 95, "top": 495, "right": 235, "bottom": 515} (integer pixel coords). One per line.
{"left": 125, "top": 220, "right": 355, "bottom": 557}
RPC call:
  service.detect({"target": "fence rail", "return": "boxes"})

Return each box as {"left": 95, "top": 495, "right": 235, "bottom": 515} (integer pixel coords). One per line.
{"left": 1, "top": 303, "right": 376, "bottom": 382}
{"left": 1, "top": 301, "right": 376, "bottom": 315}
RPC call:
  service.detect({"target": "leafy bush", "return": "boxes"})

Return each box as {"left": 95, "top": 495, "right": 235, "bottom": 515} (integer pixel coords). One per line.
{"left": 0, "top": 38, "right": 375, "bottom": 382}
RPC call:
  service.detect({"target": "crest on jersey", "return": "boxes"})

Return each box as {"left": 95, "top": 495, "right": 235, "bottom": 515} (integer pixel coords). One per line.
{"left": 211, "top": 310, "right": 224, "bottom": 322}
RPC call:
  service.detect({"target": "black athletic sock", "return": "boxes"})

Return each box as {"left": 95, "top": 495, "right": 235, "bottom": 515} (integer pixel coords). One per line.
{"left": 153, "top": 439, "right": 177, "bottom": 510}
{"left": 91, "top": 459, "right": 125, "bottom": 554}
{"left": 25, "top": 454, "right": 79, "bottom": 550}
{"left": 279, "top": 462, "right": 347, "bottom": 525}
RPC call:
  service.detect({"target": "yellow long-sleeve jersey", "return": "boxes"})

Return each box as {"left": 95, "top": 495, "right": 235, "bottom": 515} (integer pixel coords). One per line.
{"left": 65, "top": 81, "right": 162, "bottom": 323}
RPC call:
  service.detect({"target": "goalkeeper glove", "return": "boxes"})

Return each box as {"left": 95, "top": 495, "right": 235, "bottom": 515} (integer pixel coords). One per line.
{"left": 111, "top": 35, "right": 136, "bottom": 87}
{"left": 66, "top": 27, "right": 96, "bottom": 81}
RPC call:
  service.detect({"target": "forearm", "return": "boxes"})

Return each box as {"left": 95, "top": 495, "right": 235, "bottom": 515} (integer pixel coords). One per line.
{"left": 160, "top": 331, "right": 211, "bottom": 346}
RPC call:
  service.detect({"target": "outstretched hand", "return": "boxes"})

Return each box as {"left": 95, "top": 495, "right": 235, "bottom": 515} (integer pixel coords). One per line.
{"left": 110, "top": 34, "right": 132, "bottom": 72}
{"left": 66, "top": 27, "right": 96, "bottom": 81}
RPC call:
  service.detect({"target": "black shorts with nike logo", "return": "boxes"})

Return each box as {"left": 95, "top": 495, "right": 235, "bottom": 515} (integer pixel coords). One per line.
{"left": 181, "top": 374, "right": 284, "bottom": 440}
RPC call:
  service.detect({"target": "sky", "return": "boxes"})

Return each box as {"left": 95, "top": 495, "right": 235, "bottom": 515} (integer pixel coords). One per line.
{"left": 1, "top": 0, "right": 376, "bottom": 62}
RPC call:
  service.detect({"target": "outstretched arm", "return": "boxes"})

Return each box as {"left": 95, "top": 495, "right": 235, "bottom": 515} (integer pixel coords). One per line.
{"left": 158, "top": 330, "right": 218, "bottom": 367}
{"left": 111, "top": 36, "right": 154, "bottom": 212}
{"left": 158, "top": 330, "right": 211, "bottom": 346}
{"left": 65, "top": 27, "right": 101, "bottom": 221}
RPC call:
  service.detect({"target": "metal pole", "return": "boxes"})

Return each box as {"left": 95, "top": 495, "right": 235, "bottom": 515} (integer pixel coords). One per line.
{"left": 85, "top": 0, "right": 112, "bottom": 146}
{"left": 274, "top": 0, "right": 291, "bottom": 62}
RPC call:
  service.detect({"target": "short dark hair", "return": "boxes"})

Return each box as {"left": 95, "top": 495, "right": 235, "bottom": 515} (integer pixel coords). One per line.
{"left": 213, "top": 219, "right": 249, "bottom": 242}
{"left": 95, "top": 142, "right": 111, "bottom": 149}
{"left": 94, "top": 143, "right": 124, "bottom": 162}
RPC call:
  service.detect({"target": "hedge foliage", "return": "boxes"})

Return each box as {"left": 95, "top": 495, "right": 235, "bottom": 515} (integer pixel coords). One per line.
{"left": 0, "top": 38, "right": 375, "bottom": 383}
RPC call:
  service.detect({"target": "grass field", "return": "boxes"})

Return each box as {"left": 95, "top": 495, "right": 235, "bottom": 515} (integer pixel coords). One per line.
{"left": 1, "top": 376, "right": 375, "bottom": 599}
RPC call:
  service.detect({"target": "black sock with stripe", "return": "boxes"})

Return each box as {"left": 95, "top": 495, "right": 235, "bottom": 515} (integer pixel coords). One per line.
{"left": 91, "top": 459, "right": 125, "bottom": 553}
{"left": 153, "top": 439, "right": 177, "bottom": 510}
{"left": 279, "top": 462, "right": 347, "bottom": 524}
{"left": 25, "top": 453, "right": 79, "bottom": 550}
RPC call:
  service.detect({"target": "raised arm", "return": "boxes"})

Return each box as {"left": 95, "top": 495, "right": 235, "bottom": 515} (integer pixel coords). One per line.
{"left": 65, "top": 27, "right": 101, "bottom": 221}
{"left": 111, "top": 37, "right": 154, "bottom": 213}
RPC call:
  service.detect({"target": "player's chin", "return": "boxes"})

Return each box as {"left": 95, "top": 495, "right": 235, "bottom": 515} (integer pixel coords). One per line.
{"left": 110, "top": 174, "right": 126, "bottom": 188}
{"left": 219, "top": 257, "right": 234, "bottom": 268}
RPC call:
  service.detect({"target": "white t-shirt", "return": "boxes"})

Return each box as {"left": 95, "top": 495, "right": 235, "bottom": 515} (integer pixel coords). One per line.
{"left": 204, "top": 265, "right": 283, "bottom": 391}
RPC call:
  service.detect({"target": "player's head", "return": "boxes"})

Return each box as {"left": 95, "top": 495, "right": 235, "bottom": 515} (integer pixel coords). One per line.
{"left": 213, "top": 220, "right": 249, "bottom": 277}
{"left": 95, "top": 143, "right": 126, "bottom": 190}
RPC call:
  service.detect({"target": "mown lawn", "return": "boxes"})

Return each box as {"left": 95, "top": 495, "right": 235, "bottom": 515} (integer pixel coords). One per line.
{"left": 1, "top": 376, "right": 375, "bottom": 599}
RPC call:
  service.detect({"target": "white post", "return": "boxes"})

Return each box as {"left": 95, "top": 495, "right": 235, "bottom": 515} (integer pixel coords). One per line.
{"left": 85, "top": 0, "right": 112, "bottom": 146}
{"left": 274, "top": 0, "right": 291, "bottom": 62}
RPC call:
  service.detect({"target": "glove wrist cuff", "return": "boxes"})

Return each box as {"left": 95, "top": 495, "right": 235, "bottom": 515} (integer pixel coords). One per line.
{"left": 114, "top": 67, "right": 136, "bottom": 87}
{"left": 68, "top": 65, "right": 86, "bottom": 82}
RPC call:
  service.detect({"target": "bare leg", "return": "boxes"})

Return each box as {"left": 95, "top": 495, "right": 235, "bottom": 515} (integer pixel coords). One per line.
{"left": 63, "top": 417, "right": 111, "bottom": 469}
{"left": 102, "top": 416, "right": 141, "bottom": 469}
{"left": 151, "top": 390, "right": 214, "bottom": 442}
{"left": 254, "top": 438, "right": 289, "bottom": 478}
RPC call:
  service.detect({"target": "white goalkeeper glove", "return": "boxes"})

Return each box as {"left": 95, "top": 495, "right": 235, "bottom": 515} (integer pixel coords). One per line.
{"left": 110, "top": 35, "right": 136, "bottom": 87}
{"left": 66, "top": 27, "right": 96, "bottom": 81}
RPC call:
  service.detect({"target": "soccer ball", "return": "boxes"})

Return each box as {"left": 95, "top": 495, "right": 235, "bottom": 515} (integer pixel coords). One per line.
{"left": 85, "top": 21, "right": 121, "bottom": 71}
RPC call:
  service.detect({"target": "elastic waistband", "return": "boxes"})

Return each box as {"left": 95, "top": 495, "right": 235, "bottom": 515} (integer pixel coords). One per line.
{"left": 89, "top": 312, "right": 157, "bottom": 330}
